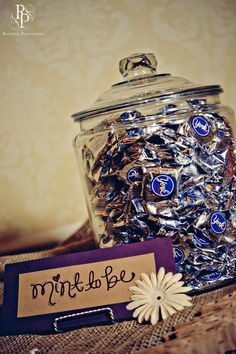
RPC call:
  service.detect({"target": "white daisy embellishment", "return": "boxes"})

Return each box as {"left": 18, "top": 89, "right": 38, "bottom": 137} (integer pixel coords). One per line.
{"left": 126, "top": 267, "right": 192, "bottom": 325}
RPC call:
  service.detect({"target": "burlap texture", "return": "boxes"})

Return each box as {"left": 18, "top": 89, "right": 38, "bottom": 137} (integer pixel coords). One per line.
{"left": 0, "top": 223, "right": 235, "bottom": 354}
{"left": 0, "top": 279, "right": 235, "bottom": 353}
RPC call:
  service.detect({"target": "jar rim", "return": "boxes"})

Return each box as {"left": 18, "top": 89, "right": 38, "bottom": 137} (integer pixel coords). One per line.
{"left": 71, "top": 84, "right": 222, "bottom": 122}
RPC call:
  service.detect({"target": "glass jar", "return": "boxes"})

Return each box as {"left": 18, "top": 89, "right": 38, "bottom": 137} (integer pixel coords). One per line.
{"left": 72, "top": 53, "right": 236, "bottom": 289}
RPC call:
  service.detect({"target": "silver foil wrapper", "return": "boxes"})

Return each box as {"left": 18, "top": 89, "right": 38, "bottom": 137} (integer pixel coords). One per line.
{"left": 82, "top": 107, "right": 236, "bottom": 288}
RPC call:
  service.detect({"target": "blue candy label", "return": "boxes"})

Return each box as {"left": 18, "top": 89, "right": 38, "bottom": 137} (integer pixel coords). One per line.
{"left": 200, "top": 271, "right": 222, "bottom": 281}
{"left": 120, "top": 110, "right": 141, "bottom": 122}
{"left": 127, "top": 128, "right": 144, "bottom": 138}
{"left": 173, "top": 247, "right": 185, "bottom": 265}
{"left": 192, "top": 116, "right": 210, "bottom": 137}
{"left": 127, "top": 167, "right": 142, "bottom": 183}
{"left": 152, "top": 174, "right": 175, "bottom": 197}
{"left": 218, "top": 130, "right": 224, "bottom": 139}
{"left": 193, "top": 235, "right": 211, "bottom": 246}
{"left": 210, "top": 212, "right": 227, "bottom": 234}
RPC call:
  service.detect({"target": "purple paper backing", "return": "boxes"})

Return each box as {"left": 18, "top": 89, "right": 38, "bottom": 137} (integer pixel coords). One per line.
{"left": 1, "top": 238, "right": 175, "bottom": 335}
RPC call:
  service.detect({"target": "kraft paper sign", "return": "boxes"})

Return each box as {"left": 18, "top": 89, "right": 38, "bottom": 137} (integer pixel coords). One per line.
{"left": 1, "top": 238, "right": 175, "bottom": 334}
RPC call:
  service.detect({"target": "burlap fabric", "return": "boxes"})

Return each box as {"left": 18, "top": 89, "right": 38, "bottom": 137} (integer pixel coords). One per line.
{"left": 0, "top": 222, "right": 235, "bottom": 354}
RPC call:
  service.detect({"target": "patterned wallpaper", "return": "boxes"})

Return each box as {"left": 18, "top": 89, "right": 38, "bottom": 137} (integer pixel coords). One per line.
{"left": 0, "top": 0, "right": 236, "bottom": 247}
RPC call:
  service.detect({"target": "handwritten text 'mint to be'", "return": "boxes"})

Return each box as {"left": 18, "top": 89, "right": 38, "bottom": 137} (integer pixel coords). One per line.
{"left": 31, "top": 266, "right": 135, "bottom": 306}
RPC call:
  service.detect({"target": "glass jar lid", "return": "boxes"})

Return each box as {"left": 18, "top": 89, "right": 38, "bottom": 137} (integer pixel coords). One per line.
{"left": 72, "top": 53, "right": 222, "bottom": 122}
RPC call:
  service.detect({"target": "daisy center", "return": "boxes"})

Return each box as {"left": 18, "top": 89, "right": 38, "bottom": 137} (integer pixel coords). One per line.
{"left": 155, "top": 291, "right": 164, "bottom": 302}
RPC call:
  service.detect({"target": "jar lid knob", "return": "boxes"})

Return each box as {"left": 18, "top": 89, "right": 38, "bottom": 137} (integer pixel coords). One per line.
{"left": 119, "top": 53, "right": 157, "bottom": 79}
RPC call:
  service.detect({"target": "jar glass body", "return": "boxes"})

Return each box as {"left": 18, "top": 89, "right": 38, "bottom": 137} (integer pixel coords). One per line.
{"left": 73, "top": 92, "right": 236, "bottom": 289}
